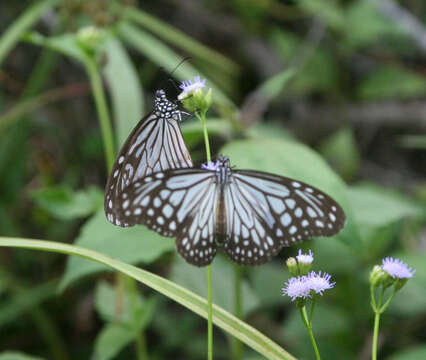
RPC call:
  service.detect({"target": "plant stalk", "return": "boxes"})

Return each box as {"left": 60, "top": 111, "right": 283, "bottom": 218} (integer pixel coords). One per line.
{"left": 232, "top": 264, "right": 243, "bottom": 359}
{"left": 84, "top": 57, "right": 115, "bottom": 171}
{"left": 197, "top": 109, "right": 213, "bottom": 360}
{"left": 300, "top": 306, "right": 321, "bottom": 360}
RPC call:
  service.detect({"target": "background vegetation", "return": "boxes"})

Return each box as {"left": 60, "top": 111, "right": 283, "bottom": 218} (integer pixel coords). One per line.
{"left": 0, "top": 0, "right": 425, "bottom": 359}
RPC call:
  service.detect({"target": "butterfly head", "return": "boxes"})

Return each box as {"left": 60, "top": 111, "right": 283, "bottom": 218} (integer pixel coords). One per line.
{"left": 217, "top": 155, "right": 230, "bottom": 168}
{"left": 155, "top": 90, "right": 181, "bottom": 121}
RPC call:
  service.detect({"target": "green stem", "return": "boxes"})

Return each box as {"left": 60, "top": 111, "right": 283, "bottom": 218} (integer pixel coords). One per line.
{"left": 372, "top": 311, "right": 380, "bottom": 360}
{"left": 300, "top": 306, "right": 321, "bottom": 360}
{"left": 197, "top": 109, "right": 213, "bottom": 360}
{"left": 232, "top": 264, "right": 243, "bottom": 359}
{"left": 197, "top": 110, "right": 211, "bottom": 162}
{"left": 84, "top": 54, "right": 148, "bottom": 359}
{"left": 371, "top": 287, "right": 385, "bottom": 360}
{"left": 127, "top": 278, "right": 148, "bottom": 360}
{"left": 83, "top": 57, "right": 115, "bottom": 171}
{"left": 207, "top": 264, "right": 213, "bottom": 360}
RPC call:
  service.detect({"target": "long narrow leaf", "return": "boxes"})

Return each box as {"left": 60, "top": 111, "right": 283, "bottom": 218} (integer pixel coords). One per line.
{"left": 121, "top": 6, "right": 239, "bottom": 75}
{"left": 118, "top": 22, "right": 234, "bottom": 109}
{"left": 103, "top": 37, "right": 144, "bottom": 147}
{"left": 0, "top": 0, "right": 59, "bottom": 66}
{"left": 0, "top": 237, "right": 296, "bottom": 360}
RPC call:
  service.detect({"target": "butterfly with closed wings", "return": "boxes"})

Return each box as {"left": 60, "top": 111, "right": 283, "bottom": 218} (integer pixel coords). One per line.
{"left": 115, "top": 156, "right": 346, "bottom": 267}
{"left": 105, "top": 89, "right": 193, "bottom": 227}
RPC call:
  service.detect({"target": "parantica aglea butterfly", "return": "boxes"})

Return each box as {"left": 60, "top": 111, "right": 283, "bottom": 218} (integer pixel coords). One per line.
{"left": 115, "top": 155, "right": 346, "bottom": 267}
{"left": 105, "top": 90, "right": 192, "bottom": 227}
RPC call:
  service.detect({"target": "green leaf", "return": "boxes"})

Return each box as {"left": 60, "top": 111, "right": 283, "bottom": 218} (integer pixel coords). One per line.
{"left": 388, "top": 252, "right": 426, "bottom": 316}
{"left": 59, "top": 209, "right": 174, "bottom": 290}
{"left": 93, "top": 323, "right": 138, "bottom": 360}
{"left": 0, "top": 279, "right": 57, "bottom": 327}
{"left": 388, "top": 345, "right": 426, "bottom": 360}
{"left": 250, "top": 263, "right": 289, "bottom": 308}
{"left": 32, "top": 186, "right": 103, "bottom": 220}
{"left": 95, "top": 281, "right": 155, "bottom": 328}
{"left": 181, "top": 118, "right": 233, "bottom": 149}
{"left": 297, "top": 0, "right": 345, "bottom": 30}
{"left": 0, "top": 237, "right": 296, "bottom": 360}
{"left": 347, "top": 184, "right": 423, "bottom": 228}
{"left": 171, "top": 256, "right": 260, "bottom": 316}
{"left": 318, "top": 127, "right": 360, "bottom": 181}
{"left": 220, "top": 138, "right": 361, "bottom": 249}
{"left": 103, "top": 37, "right": 144, "bottom": 147}
{"left": 93, "top": 282, "right": 156, "bottom": 360}
{"left": 270, "top": 29, "right": 337, "bottom": 95}
{"left": 23, "top": 32, "right": 87, "bottom": 63}
{"left": 121, "top": 6, "right": 238, "bottom": 75}
{"left": 117, "top": 22, "right": 234, "bottom": 109}
{"left": 0, "top": 0, "right": 59, "bottom": 66}
{"left": 283, "top": 302, "right": 349, "bottom": 342}
{"left": 345, "top": 1, "right": 405, "bottom": 49}
{"left": 0, "top": 352, "right": 44, "bottom": 360}
{"left": 357, "top": 65, "right": 426, "bottom": 100}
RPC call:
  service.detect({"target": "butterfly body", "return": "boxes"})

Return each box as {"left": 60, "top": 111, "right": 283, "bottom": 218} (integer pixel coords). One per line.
{"left": 105, "top": 90, "right": 192, "bottom": 227}
{"left": 117, "top": 156, "right": 346, "bottom": 267}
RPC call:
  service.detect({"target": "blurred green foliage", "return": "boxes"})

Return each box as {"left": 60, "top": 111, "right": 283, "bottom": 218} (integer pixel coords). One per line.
{"left": 0, "top": 0, "right": 425, "bottom": 359}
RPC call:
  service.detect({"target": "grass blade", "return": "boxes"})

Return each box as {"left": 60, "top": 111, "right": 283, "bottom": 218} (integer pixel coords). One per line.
{"left": 0, "top": 237, "right": 296, "bottom": 360}
{"left": 120, "top": 6, "right": 239, "bottom": 75}
{"left": 0, "top": 0, "right": 59, "bottom": 66}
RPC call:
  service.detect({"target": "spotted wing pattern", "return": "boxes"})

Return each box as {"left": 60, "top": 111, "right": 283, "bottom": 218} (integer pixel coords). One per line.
{"left": 105, "top": 91, "right": 192, "bottom": 228}
{"left": 117, "top": 169, "right": 219, "bottom": 266}
{"left": 222, "top": 170, "right": 346, "bottom": 266}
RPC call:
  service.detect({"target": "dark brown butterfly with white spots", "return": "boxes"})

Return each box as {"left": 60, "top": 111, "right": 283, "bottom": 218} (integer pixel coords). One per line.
{"left": 105, "top": 90, "right": 192, "bottom": 227}
{"left": 114, "top": 156, "right": 346, "bottom": 267}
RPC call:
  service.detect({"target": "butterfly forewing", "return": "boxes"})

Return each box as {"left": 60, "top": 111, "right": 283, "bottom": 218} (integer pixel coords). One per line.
{"left": 104, "top": 90, "right": 192, "bottom": 227}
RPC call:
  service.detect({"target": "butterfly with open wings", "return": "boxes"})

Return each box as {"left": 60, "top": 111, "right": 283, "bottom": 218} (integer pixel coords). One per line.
{"left": 114, "top": 155, "right": 346, "bottom": 267}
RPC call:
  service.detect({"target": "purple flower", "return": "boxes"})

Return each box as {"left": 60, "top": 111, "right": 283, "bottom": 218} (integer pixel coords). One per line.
{"left": 282, "top": 276, "right": 311, "bottom": 301}
{"left": 382, "top": 257, "right": 415, "bottom": 279}
{"left": 201, "top": 161, "right": 219, "bottom": 171}
{"left": 296, "top": 249, "right": 314, "bottom": 264}
{"left": 305, "top": 271, "right": 335, "bottom": 295}
{"left": 178, "top": 75, "right": 206, "bottom": 100}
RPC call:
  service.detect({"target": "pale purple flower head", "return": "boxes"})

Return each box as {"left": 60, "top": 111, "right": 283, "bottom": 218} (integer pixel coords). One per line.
{"left": 305, "top": 271, "right": 335, "bottom": 295}
{"left": 382, "top": 257, "right": 415, "bottom": 279}
{"left": 282, "top": 276, "right": 311, "bottom": 301}
{"left": 296, "top": 249, "right": 314, "bottom": 264}
{"left": 178, "top": 75, "right": 206, "bottom": 100}
{"left": 202, "top": 161, "right": 219, "bottom": 171}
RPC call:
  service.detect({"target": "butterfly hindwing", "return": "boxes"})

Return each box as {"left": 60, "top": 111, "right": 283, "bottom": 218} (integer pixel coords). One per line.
{"left": 118, "top": 169, "right": 218, "bottom": 265}
{"left": 222, "top": 180, "right": 283, "bottom": 265}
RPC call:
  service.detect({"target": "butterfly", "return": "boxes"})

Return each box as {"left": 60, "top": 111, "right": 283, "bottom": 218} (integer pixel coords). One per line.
{"left": 105, "top": 89, "right": 193, "bottom": 227}
{"left": 115, "top": 155, "right": 346, "bottom": 266}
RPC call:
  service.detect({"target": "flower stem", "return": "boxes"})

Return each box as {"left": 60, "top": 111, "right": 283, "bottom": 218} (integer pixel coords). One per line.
{"left": 207, "top": 264, "right": 213, "bottom": 360}
{"left": 84, "top": 56, "right": 115, "bottom": 171}
{"left": 371, "top": 287, "right": 385, "bottom": 360}
{"left": 197, "top": 109, "right": 213, "bottom": 360}
{"left": 232, "top": 264, "right": 243, "bottom": 359}
{"left": 372, "top": 311, "right": 380, "bottom": 360}
{"left": 300, "top": 306, "right": 321, "bottom": 360}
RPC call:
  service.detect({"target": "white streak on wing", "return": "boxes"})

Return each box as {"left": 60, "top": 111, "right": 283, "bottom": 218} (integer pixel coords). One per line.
{"left": 235, "top": 173, "right": 290, "bottom": 197}
{"left": 295, "top": 189, "right": 324, "bottom": 217}
{"left": 166, "top": 173, "right": 212, "bottom": 189}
